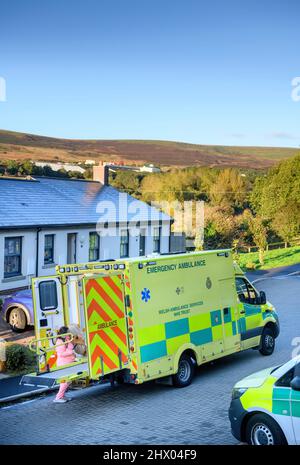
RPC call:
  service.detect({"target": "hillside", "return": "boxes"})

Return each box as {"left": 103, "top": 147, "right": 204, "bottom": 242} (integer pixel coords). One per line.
{"left": 0, "top": 129, "right": 298, "bottom": 169}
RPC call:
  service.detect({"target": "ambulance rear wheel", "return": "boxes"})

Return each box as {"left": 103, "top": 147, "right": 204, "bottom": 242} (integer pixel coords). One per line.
{"left": 173, "top": 354, "right": 195, "bottom": 388}
{"left": 259, "top": 327, "right": 275, "bottom": 356}
{"left": 245, "top": 414, "right": 287, "bottom": 445}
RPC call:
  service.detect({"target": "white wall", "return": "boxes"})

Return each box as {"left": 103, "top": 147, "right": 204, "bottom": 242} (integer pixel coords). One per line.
{"left": 0, "top": 221, "right": 170, "bottom": 293}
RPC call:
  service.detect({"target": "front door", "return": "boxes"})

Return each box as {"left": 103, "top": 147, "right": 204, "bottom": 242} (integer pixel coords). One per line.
{"left": 67, "top": 233, "right": 77, "bottom": 264}
{"left": 139, "top": 229, "right": 146, "bottom": 256}
{"left": 235, "top": 276, "right": 262, "bottom": 348}
{"left": 219, "top": 278, "right": 240, "bottom": 353}
{"left": 291, "top": 363, "right": 300, "bottom": 444}
{"left": 83, "top": 273, "right": 129, "bottom": 379}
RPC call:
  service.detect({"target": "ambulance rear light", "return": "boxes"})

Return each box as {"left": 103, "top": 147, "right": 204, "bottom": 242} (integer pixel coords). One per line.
{"left": 59, "top": 267, "right": 65, "bottom": 273}
{"left": 119, "top": 264, "right": 125, "bottom": 269}
{"left": 113, "top": 264, "right": 119, "bottom": 270}
{"left": 74, "top": 266, "right": 79, "bottom": 272}
{"left": 128, "top": 327, "right": 133, "bottom": 332}
{"left": 130, "top": 346, "right": 135, "bottom": 352}
{"left": 105, "top": 265, "right": 110, "bottom": 270}
{"left": 66, "top": 267, "right": 71, "bottom": 272}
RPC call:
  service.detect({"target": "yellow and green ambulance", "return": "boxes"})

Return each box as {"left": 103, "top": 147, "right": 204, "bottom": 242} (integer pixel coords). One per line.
{"left": 23, "top": 250, "right": 279, "bottom": 390}
{"left": 229, "top": 356, "right": 300, "bottom": 445}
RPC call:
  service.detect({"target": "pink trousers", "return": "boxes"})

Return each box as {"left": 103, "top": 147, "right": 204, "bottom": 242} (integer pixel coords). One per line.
{"left": 55, "top": 382, "right": 70, "bottom": 400}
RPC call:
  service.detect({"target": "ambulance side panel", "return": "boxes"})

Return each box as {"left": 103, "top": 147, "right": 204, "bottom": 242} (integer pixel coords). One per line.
{"left": 128, "top": 251, "right": 238, "bottom": 382}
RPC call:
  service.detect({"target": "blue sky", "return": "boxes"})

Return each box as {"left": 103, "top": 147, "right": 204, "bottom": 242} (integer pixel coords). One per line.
{"left": 0, "top": 0, "right": 299, "bottom": 147}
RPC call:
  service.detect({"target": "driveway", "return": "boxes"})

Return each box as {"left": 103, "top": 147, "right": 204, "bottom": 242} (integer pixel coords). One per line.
{"left": 0, "top": 271, "right": 298, "bottom": 445}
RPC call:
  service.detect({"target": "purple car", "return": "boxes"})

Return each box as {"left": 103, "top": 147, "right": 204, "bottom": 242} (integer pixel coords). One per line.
{"left": 1, "top": 289, "right": 34, "bottom": 332}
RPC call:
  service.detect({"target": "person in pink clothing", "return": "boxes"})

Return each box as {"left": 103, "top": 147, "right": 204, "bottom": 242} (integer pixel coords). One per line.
{"left": 53, "top": 326, "right": 76, "bottom": 404}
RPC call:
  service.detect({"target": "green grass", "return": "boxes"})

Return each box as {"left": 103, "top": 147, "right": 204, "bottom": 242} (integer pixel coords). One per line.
{"left": 238, "top": 245, "right": 300, "bottom": 271}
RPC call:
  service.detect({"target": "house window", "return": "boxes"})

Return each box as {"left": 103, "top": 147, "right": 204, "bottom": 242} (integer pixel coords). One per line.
{"left": 44, "top": 234, "right": 55, "bottom": 265}
{"left": 4, "top": 236, "right": 22, "bottom": 278}
{"left": 153, "top": 227, "right": 161, "bottom": 253}
{"left": 89, "top": 232, "right": 100, "bottom": 261}
{"left": 120, "top": 230, "right": 129, "bottom": 258}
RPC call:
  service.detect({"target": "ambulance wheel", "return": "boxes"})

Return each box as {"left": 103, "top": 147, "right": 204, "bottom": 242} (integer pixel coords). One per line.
{"left": 245, "top": 414, "right": 287, "bottom": 445}
{"left": 173, "top": 354, "right": 195, "bottom": 388}
{"left": 259, "top": 327, "right": 275, "bottom": 356}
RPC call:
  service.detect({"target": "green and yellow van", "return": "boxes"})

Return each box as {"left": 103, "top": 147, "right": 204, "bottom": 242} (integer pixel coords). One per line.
{"left": 229, "top": 357, "right": 300, "bottom": 445}
{"left": 24, "top": 250, "right": 280, "bottom": 390}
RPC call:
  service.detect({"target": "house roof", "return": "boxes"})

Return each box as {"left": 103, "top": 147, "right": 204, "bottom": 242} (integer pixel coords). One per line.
{"left": 0, "top": 176, "right": 170, "bottom": 229}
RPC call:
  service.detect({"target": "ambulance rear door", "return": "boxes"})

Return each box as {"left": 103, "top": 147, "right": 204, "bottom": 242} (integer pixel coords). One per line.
{"left": 83, "top": 273, "right": 130, "bottom": 379}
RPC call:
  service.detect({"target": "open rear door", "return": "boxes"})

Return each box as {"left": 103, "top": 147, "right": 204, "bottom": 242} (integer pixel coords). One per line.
{"left": 32, "top": 276, "right": 66, "bottom": 372}
{"left": 83, "top": 273, "right": 129, "bottom": 379}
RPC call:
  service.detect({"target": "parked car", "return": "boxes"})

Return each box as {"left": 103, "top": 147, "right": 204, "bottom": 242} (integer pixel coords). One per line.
{"left": 229, "top": 356, "right": 300, "bottom": 445}
{"left": 1, "top": 289, "right": 34, "bottom": 332}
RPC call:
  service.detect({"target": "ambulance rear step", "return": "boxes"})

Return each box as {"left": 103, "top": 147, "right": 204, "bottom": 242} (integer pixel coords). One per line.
{"left": 20, "top": 362, "right": 89, "bottom": 388}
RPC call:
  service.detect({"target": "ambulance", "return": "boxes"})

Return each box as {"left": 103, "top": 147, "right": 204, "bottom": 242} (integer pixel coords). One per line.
{"left": 229, "top": 357, "right": 300, "bottom": 445}
{"left": 22, "top": 250, "right": 279, "bottom": 390}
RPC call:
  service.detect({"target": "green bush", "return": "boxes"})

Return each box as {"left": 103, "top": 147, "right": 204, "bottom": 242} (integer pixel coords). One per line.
{"left": 6, "top": 344, "right": 36, "bottom": 373}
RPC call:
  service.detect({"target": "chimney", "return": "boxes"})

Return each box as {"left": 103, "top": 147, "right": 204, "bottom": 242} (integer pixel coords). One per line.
{"left": 93, "top": 163, "right": 109, "bottom": 185}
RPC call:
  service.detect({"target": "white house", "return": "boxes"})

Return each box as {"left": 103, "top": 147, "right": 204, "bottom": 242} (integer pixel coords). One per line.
{"left": 33, "top": 161, "right": 85, "bottom": 174}
{"left": 0, "top": 165, "right": 171, "bottom": 293}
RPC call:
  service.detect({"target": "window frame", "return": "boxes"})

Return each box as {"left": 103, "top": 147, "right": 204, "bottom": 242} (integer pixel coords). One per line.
{"left": 120, "top": 229, "right": 129, "bottom": 258}
{"left": 38, "top": 280, "right": 58, "bottom": 311}
{"left": 44, "top": 234, "right": 55, "bottom": 265}
{"left": 89, "top": 231, "right": 100, "bottom": 262}
{"left": 4, "top": 236, "right": 22, "bottom": 278}
{"left": 153, "top": 226, "right": 161, "bottom": 253}
{"left": 235, "top": 277, "right": 259, "bottom": 305}
{"left": 275, "top": 367, "right": 295, "bottom": 388}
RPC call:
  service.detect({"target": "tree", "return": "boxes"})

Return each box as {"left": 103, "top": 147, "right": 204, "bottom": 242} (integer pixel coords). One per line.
{"left": 209, "top": 169, "right": 248, "bottom": 210}
{"left": 272, "top": 204, "right": 300, "bottom": 245}
{"left": 251, "top": 153, "right": 300, "bottom": 242}
{"left": 246, "top": 213, "right": 269, "bottom": 265}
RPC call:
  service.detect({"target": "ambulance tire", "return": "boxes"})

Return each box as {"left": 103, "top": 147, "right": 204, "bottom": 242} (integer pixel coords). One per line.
{"left": 173, "top": 354, "right": 195, "bottom": 388}
{"left": 245, "top": 413, "right": 287, "bottom": 445}
{"left": 259, "top": 327, "right": 275, "bottom": 356}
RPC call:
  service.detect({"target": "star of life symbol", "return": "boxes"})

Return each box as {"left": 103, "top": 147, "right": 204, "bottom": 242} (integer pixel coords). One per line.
{"left": 141, "top": 288, "right": 151, "bottom": 302}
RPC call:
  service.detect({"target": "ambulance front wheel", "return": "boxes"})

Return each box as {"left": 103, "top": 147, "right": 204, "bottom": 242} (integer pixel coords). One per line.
{"left": 173, "top": 354, "right": 195, "bottom": 388}
{"left": 245, "top": 413, "right": 287, "bottom": 445}
{"left": 259, "top": 327, "right": 275, "bottom": 356}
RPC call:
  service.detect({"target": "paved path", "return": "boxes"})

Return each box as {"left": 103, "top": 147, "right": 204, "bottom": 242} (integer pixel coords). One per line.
{"left": 246, "top": 263, "right": 300, "bottom": 282}
{"left": 0, "top": 273, "right": 299, "bottom": 445}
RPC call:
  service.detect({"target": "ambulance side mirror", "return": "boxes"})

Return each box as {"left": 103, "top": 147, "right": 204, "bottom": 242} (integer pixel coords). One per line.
{"left": 259, "top": 291, "right": 266, "bottom": 305}
{"left": 290, "top": 376, "right": 300, "bottom": 391}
